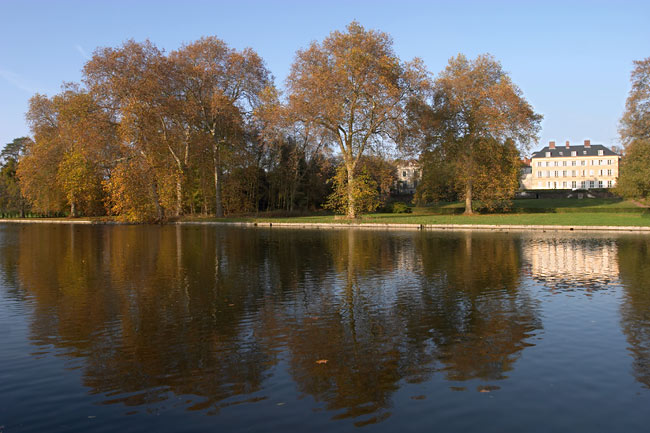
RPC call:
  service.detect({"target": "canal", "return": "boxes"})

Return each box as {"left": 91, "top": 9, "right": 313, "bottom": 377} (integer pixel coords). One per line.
{"left": 0, "top": 224, "right": 648, "bottom": 432}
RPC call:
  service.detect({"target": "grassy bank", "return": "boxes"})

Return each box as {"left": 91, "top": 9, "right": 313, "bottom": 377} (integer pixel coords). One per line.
{"left": 2, "top": 198, "right": 649, "bottom": 227}
{"left": 191, "top": 198, "right": 650, "bottom": 226}
{"left": 188, "top": 212, "right": 649, "bottom": 227}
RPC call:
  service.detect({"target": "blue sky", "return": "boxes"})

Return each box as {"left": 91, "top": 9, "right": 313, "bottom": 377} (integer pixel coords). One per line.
{"left": 1, "top": 0, "right": 648, "bottom": 155}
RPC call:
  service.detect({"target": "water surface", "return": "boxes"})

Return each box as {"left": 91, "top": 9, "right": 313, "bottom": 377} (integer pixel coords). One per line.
{"left": 0, "top": 225, "right": 649, "bottom": 432}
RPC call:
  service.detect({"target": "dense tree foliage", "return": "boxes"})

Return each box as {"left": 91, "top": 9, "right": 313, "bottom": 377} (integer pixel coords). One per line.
{"left": 0, "top": 137, "right": 30, "bottom": 216}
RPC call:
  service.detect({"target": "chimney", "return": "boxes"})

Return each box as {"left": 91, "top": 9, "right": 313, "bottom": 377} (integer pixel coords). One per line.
{"left": 549, "top": 141, "right": 556, "bottom": 149}
{"left": 584, "top": 139, "right": 591, "bottom": 148}
{"left": 565, "top": 140, "right": 570, "bottom": 148}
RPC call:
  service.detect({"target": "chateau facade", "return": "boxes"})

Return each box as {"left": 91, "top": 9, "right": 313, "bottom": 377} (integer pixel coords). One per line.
{"left": 530, "top": 140, "right": 619, "bottom": 190}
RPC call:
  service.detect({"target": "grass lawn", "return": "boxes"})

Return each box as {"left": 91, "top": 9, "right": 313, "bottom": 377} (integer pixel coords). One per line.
{"left": 191, "top": 211, "right": 650, "bottom": 227}
{"left": 416, "top": 197, "right": 642, "bottom": 212}
{"left": 191, "top": 198, "right": 649, "bottom": 226}
{"left": 3, "top": 198, "right": 648, "bottom": 227}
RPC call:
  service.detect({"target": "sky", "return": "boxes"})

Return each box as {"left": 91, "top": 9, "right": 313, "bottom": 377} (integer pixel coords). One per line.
{"left": 1, "top": 0, "right": 648, "bottom": 155}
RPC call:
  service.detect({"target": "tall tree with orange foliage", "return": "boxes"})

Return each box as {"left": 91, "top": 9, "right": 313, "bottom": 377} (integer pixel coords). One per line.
{"left": 413, "top": 54, "right": 542, "bottom": 214}
{"left": 171, "top": 37, "right": 273, "bottom": 217}
{"left": 286, "top": 22, "right": 429, "bottom": 218}
{"left": 18, "top": 88, "right": 114, "bottom": 216}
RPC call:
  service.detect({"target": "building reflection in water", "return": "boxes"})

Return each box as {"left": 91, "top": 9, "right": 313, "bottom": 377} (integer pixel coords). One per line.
{"left": 521, "top": 233, "right": 620, "bottom": 292}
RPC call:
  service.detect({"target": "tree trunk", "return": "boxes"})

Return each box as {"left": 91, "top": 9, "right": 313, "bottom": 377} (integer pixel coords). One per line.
{"left": 70, "top": 200, "right": 76, "bottom": 218}
{"left": 151, "top": 181, "right": 165, "bottom": 222}
{"left": 175, "top": 174, "right": 183, "bottom": 217}
{"left": 213, "top": 143, "right": 224, "bottom": 217}
{"left": 464, "top": 180, "right": 473, "bottom": 215}
{"left": 346, "top": 163, "right": 357, "bottom": 219}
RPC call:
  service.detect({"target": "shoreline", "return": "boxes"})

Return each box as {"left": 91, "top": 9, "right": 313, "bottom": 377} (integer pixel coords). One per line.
{"left": 2, "top": 218, "right": 650, "bottom": 233}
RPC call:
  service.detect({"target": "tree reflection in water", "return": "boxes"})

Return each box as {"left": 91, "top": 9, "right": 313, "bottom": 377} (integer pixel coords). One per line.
{"left": 9, "top": 225, "right": 544, "bottom": 425}
{"left": 618, "top": 236, "right": 650, "bottom": 389}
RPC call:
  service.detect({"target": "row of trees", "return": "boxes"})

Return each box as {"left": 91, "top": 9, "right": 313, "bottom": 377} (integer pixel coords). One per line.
{"left": 5, "top": 22, "right": 545, "bottom": 220}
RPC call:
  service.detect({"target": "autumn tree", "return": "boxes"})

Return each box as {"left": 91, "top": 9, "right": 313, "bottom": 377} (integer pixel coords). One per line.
{"left": 171, "top": 37, "right": 272, "bottom": 217}
{"left": 412, "top": 54, "right": 542, "bottom": 214}
{"left": 84, "top": 41, "right": 181, "bottom": 220}
{"left": 287, "top": 21, "right": 429, "bottom": 218}
{"left": 619, "top": 57, "right": 650, "bottom": 147}
{"left": 616, "top": 58, "right": 650, "bottom": 201}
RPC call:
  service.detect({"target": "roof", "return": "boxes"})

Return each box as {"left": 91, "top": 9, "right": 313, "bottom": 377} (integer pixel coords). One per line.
{"left": 531, "top": 144, "right": 618, "bottom": 159}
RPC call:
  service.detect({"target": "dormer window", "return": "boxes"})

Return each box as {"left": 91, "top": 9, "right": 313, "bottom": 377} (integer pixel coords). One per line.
{"left": 598, "top": 150, "right": 604, "bottom": 156}
{"left": 559, "top": 151, "right": 563, "bottom": 155}
{"left": 583, "top": 151, "right": 587, "bottom": 155}
{"left": 571, "top": 151, "right": 577, "bottom": 156}
{"left": 545, "top": 152, "right": 551, "bottom": 157}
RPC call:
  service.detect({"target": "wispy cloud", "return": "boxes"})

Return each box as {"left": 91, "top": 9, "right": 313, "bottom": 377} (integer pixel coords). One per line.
{"left": 75, "top": 44, "right": 91, "bottom": 60}
{"left": 0, "top": 68, "right": 36, "bottom": 94}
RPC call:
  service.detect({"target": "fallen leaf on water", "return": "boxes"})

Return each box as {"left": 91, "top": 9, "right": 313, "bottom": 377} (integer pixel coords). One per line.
{"left": 228, "top": 304, "right": 235, "bottom": 307}
{"left": 315, "top": 359, "right": 328, "bottom": 364}
{"left": 477, "top": 385, "right": 500, "bottom": 393}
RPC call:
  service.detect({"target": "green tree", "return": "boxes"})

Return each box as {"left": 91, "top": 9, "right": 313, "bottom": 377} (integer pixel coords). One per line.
{"left": 324, "top": 164, "right": 380, "bottom": 216}
{"left": 615, "top": 140, "right": 650, "bottom": 201}
{"left": 412, "top": 54, "right": 542, "bottom": 214}
{"left": 0, "top": 137, "right": 30, "bottom": 216}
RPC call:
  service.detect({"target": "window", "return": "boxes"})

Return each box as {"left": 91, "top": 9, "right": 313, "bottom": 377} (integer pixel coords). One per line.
{"left": 562, "top": 161, "right": 567, "bottom": 166}
{"left": 554, "top": 161, "right": 559, "bottom": 166}
{"left": 590, "top": 181, "right": 595, "bottom": 188}
{"left": 402, "top": 171, "right": 406, "bottom": 177}
{"left": 562, "top": 170, "right": 567, "bottom": 177}
{"left": 598, "top": 170, "right": 603, "bottom": 176}
{"left": 562, "top": 181, "right": 567, "bottom": 188}
{"left": 598, "top": 181, "right": 603, "bottom": 188}
{"left": 589, "top": 170, "right": 594, "bottom": 176}
{"left": 546, "top": 152, "right": 551, "bottom": 157}
{"left": 571, "top": 151, "right": 577, "bottom": 156}
{"left": 598, "top": 150, "right": 604, "bottom": 156}
{"left": 607, "top": 169, "right": 612, "bottom": 176}
{"left": 572, "top": 181, "right": 577, "bottom": 189}
{"left": 607, "top": 180, "right": 612, "bottom": 188}
{"left": 581, "top": 160, "right": 586, "bottom": 166}
{"left": 537, "top": 161, "right": 542, "bottom": 167}
{"left": 572, "top": 170, "right": 576, "bottom": 177}
{"left": 554, "top": 171, "right": 559, "bottom": 177}
{"left": 581, "top": 181, "right": 586, "bottom": 189}
{"left": 583, "top": 151, "right": 587, "bottom": 154}
{"left": 571, "top": 160, "right": 576, "bottom": 166}
{"left": 559, "top": 151, "right": 564, "bottom": 155}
